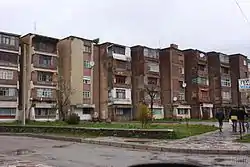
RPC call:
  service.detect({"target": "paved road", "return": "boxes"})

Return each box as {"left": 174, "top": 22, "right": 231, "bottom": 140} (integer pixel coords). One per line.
{"left": 0, "top": 136, "right": 249, "bottom": 167}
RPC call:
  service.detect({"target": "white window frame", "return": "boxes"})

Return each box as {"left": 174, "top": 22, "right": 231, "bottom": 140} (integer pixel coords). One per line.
{"left": 222, "top": 91, "right": 231, "bottom": 100}
{"left": 116, "top": 89, "right": 126, "bottom": 99}
{"left": 221, "top": 78, "right": 231, "bottom": 87}
{"left": 83, "top": 91, "right": 91, "bottom": 98}
{"left": 37, "top": 88, "right": 53, "bottom": 98}
{"left": 0, "top": 70, "right": 14, "bottom": 80}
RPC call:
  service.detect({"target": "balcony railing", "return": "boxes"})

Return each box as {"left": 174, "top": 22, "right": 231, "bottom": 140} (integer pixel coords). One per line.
{"left": 109, "top": 98, "right": 131, "bottom": 105}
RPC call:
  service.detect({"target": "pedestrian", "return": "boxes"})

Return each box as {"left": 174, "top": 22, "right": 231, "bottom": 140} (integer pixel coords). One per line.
{"left": 229, "top": 108, "right": 238, "bottom": 133}
{"left": 215, "top": 108, "right": 225, "bottom": 132}
{"left": 237, "top": 107, "right": 248, "bottom": 133}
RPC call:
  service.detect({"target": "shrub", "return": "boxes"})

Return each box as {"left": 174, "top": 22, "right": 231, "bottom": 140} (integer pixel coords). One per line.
{"left": 66, "top": 113, "right": 80, "bottom": 125}
{"left": 138, "top": 103, "right": 151, "bottom": 128}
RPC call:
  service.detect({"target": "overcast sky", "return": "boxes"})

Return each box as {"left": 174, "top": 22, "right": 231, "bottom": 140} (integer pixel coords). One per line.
{"left": 1, "top": 0, "right": 250, "bottom": 55}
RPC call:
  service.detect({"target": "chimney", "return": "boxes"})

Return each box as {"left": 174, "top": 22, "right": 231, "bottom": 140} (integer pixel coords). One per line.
{"left": 170, "top": 44, "right": 178, "bottom": 49}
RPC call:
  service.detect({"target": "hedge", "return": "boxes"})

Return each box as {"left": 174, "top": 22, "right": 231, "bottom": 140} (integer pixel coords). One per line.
{"left": 0, "top": 125, "right": 176, "bottom": 139}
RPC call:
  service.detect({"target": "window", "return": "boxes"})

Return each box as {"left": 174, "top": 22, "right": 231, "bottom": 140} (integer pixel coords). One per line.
{"left": 37, "top": 88, "right": 53, "bottom": 98}
{"left": 83, "top": 76, "right": 91, "bottom": 84}
{"left": 2, "top": 36, "right": 10, "bottom": 45}
{"left": 113, "top": 46, "right": 125, "bottom": 55}
{"left": 84, "top": 60, "right": 91, "bottom": 68}
{"left": 245, "top": 72, "right": 248, "bottom": 78}
{"left": 82, "top": 108, "right": 91, "bottom": 114}
{"left": 178, "top": 92, "right": 185, "bottom": 101}
{"left": 10, "top": 37, "right": 15, "bottom": 46}
{"left": 221, "top": 78, "right": 231, "bottom": 87}
{"left": 116, "top": 60, "right": 127, "bottom": 69}
{"left": 148, "top": 77, "right": 157, "bottom": 85}
{"left": 177, "top": 109, "right": 188, "bottom": 115}
{"left": 115, "top": 75, "right": 126, "bottom": 84}
{"left": 144, "top": 48, "right": 159, "bottom": 59}
{"left": 219, "top": 54, "right": 229, "bottom": 63}
{"left": 116, "top": 89, "right": 126, "bottom": 99}
{"left": 179, "top": 60, "right": 184, "bottom": 65}
{"left": 38, "top": 55, "right": 53, "bottom": 66}
{"left": 83, "top": 45, "right": 91, "bottom": 53}
{"left": 0, "top": 70, "right": 13, "bottom": 80}
{"left": 222, "top": 91, "right": 231, "bottom": 100}
{"left": 148, "top": 62, "right": 159, "bottom": 72}
{"left": 116, "top": 108, "right": 123, "bottom": 115}
{"left": 0, "top": 108, "right": 16, "bottom": 116}
{"left": 244, "top": 60, "right": 247, "bottom": 66}
{"left": 35, "top": 108, "right": 55, "bottom": 117}
{"left": 200, "top": 90, "right": 208, "bottom": 99}
{"left": 179, "top": 67, "right": 184, "bottom": 74}
{"left": 0, "top": 88, "right": 16, "bottom": 97}
{"left": 198, "top": 64, "right": 205, "bottom": 71}
{"left": 83, "top": 91, "right": 90, "bottom": 98}
{"left": 221, "top": 67, "right": 229, "bottom": 74}
{"left": 38, "top": 72, "right": 53, "bottom": 82}
{"left": 196, "top": 77, "right": 209, "bottom": 85}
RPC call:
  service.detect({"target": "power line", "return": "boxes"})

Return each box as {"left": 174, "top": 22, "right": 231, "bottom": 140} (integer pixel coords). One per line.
{"left": 234, "top": 0, "right": 250, "bottom": 24}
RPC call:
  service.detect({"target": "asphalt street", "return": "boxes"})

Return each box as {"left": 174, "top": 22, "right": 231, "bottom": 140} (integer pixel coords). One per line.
{"left": 0, "top": 136, "right": 249, "bottom": 167}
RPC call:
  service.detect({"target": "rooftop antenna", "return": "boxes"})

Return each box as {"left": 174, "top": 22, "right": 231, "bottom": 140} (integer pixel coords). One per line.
{"left": 158, "top": 40, "right": 161, "bottom": 49}
{"left": 33, "top": 21, "right": 37, "bottom": 33}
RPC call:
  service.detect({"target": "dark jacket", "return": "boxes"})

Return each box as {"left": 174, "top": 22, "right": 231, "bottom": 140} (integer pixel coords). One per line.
{"left": 216, "top": 111, "right": 225, "bottom": 120}
{"left": 237, "top": 109, "right": 248, "bottom": 120}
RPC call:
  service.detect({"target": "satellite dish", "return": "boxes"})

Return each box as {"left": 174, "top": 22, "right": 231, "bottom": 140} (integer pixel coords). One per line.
{"left": 199, "top": 53, "right": 205, "bottom": 58}
{"left": 89, "top": 61, "right": 95, "bottom": 67}
{"left": 92, "top": 38, "right": 99, "bottom": 44}
{"left": 173, "top": 97, "right": 177, "bottom": 102}
{"left": 182, "top": 82, "right": 187, "bottom": 88}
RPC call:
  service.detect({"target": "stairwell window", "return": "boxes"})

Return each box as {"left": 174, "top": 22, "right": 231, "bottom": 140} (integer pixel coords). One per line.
{"left": 83, "top": 91, "right": 90, "bottom": 98}
{"left": 84, "top": 60, "right": 91, "bottom": 69}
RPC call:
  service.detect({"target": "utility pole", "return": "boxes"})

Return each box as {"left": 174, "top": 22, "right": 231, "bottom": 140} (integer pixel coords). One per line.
{"left": 22, "top": 42, "right": 27, "bottom": 126}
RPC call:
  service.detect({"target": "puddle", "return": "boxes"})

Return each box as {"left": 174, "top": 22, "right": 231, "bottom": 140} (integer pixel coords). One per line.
{"left": 5, "top": 149, "right": 35, "bottom": 156}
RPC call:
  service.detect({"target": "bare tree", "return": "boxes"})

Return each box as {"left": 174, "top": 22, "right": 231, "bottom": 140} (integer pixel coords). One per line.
{"left": 54, "top": 76, "right": 74, "bottom": 121}
{"left": 145, "top": 84, "right": 159, "bottom": 119}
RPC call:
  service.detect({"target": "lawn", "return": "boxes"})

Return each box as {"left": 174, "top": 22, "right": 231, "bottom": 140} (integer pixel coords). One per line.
{"left": 236, "top": 134, "right": 250, "bottom": 143}
{"left": 0, "top": 121, "right": 218, "bottom": 139}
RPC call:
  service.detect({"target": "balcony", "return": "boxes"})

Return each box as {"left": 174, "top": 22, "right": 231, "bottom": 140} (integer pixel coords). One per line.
{"left": 109, "top": 98, "right": 131, "bottom": 105}
{"left": 197, "top": 70, "right": 208, "bottom": 77}
{"left": 199, "top": 96, "right": 210, "bottom": 103}
{"left": 0, "top": 96, "right": 17, "bottom": 101}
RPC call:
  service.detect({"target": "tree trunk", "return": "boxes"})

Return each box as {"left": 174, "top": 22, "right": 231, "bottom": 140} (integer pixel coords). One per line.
{"left": 150, "top": 99, "right": 153, "bottom": 120}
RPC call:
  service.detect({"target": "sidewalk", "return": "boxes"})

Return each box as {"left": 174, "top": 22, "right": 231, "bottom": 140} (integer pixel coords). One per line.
{"left": 83, "top": 123, "right": 250, "bottom": 155}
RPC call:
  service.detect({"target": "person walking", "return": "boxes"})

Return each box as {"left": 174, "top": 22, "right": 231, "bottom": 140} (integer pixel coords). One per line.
{"left": 215, "top": 108, "right": 225, "bottom": 132}
{"left": 237, "top": 107, "right": 248, "bottom": 133}
{"left": 229, "top": 108, "right": 238, "bottom": 133}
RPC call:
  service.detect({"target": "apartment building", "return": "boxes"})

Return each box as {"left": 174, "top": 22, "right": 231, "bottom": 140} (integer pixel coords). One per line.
{"left": 230, "top": 54, "right": 249, "bottom": 107}
{"left": 184, "top": 49, "right": 213, "bottom": 119}
{"left": 57, "top": 36, "right": 96, "bottom": 120}
{"left": 207, "top": 52, "right": 232, "bottom": 115}
{"left": 131, "top": 45, "right": 163, "bottom": 119}
{"left": 159, "top": 44, "right": 191, "bottom": 119}
{"left": 95, "top": 42, "right": 132, "bottom": 121}
{"left": 19, "top": 33, "right": 59, "bottom": 120}
{"left": 0, "top": 32, "right": 20, "bottom": 120}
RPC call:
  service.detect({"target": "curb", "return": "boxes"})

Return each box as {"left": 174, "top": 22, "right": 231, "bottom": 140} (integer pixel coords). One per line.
{"left": 1, "top": 133, "right": 249, "bottom": 155}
